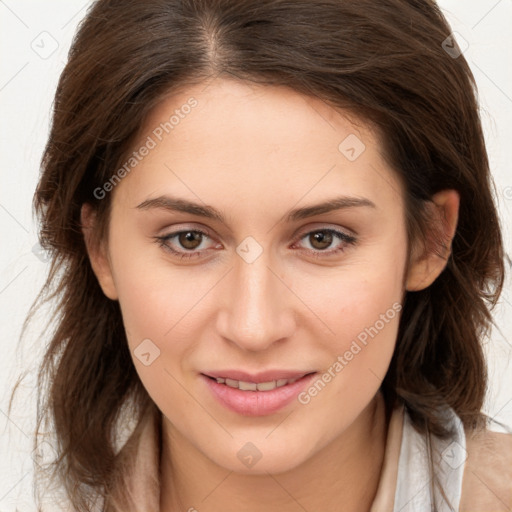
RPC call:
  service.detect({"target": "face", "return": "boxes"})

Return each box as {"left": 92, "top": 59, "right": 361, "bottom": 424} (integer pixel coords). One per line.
{"left": 90, "top": 78, "right": 411, "bottom": 474}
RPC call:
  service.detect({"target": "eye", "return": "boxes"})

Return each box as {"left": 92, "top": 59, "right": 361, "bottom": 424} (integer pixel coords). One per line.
{"left": 154, "top": 228, "right": 218, "bottom": 259}
{"left": 292, "top": 228, "right": 357, "bottom": 258}
{"left": 154, "top": 226, "right": 357, "bottom": 261}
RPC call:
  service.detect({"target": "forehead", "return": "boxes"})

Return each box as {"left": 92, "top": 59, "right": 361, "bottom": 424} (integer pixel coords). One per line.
{"left": 143, "top": 78, "right": 375, "bottom": 157}
{"left": 111, "top": 78, "right": 403, "bottom": 214}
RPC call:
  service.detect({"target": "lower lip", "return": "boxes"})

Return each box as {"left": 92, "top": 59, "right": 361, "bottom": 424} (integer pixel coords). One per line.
{"left": 201, "top": 373, "right": 317, "bottom": 416}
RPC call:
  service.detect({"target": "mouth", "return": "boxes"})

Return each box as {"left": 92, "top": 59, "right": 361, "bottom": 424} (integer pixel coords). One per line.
{"left": 201, "top": 371, "right": 318, "bottom": 416}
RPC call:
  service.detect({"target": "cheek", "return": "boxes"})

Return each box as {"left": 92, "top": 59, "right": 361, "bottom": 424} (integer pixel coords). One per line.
{"left": 114, "top": 271, "right": 175, "bottom": 345}
{"left": 294, "top": 277, "right": 402, "bottom": 442}
{"left": 300, "top": 276, "right": 401, "bottom": 398}
{"left": 289, "top": 240, "right": 406, "bottom": 410}
{"left": 108, "top": 247, "right": 203, "bottom": 411}
{"left": 291, "top": 246, "right": 405, "bottom": 351}
{"left": 107, "top": 223, "right": 201, "bottom": 342}
{"left": 106, "top": 248, "right": 188, "bottom": 385}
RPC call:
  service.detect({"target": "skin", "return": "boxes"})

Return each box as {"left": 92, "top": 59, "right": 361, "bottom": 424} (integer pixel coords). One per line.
{"left": 82, "top": 78, "right": 459, "bottom": 511}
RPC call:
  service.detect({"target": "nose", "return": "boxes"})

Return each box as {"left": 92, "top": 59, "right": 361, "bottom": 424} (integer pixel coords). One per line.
{"left": 215, "top": 247, "right": 296, "bottom": 352}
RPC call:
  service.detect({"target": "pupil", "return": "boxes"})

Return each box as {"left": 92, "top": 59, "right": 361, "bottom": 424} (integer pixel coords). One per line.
{"left": 311, "top": 231, "right": 332, "bottom": 250}
{"left": 180, "top": 231, "right": 201, "bottom": 249}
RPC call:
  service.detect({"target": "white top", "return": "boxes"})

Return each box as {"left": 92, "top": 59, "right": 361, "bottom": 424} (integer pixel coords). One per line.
{"left": 394, "top": 405, "right": 466, "bottom": 511}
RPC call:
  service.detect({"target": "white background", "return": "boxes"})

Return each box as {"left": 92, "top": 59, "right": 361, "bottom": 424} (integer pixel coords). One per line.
{"left": 1, "top": 0, "right": 511, "bottom": 509}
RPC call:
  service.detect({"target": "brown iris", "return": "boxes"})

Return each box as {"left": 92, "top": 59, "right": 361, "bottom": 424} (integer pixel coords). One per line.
{"left": 309, "top": 231, "right": 333, "bottom": 250}
{"left": 179, "top": 231, "right": 203, "bottom": 250}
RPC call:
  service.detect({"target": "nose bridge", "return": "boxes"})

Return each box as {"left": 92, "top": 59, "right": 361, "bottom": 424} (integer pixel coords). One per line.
{"left": 218, "top": 245, "right": 294, "bottom": 351}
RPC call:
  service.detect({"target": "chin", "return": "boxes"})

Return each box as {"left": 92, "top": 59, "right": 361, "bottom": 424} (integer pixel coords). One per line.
{"left": 205, "top": 437, "right": 314, "bottom": 476}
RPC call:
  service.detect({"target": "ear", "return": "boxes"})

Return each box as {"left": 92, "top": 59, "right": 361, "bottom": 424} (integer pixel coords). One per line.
{"left": 405, "top": 189, "right": 460, "bottom": 292}
{"left": 80, "top": 203, "right": 118, "bottom": 300}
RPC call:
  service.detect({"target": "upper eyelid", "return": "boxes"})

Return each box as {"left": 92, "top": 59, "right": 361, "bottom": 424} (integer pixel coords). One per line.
{"left": 159, "top": 224, "right": 353, "bottom": 238}
{"left": 294, "top": 223, "right": 356, "bottom": 238}
{"left": 159, "top": 220, "right": 356, "bottom": 237}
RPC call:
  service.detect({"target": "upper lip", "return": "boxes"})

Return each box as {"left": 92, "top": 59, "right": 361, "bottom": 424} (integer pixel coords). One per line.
{"left": 203, "top": 370, "right": 316, "bottom": 383}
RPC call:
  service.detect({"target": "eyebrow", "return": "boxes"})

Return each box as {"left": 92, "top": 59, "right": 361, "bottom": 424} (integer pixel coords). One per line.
{"left": 135, "top": 195, "right": 376, "bottom": 223}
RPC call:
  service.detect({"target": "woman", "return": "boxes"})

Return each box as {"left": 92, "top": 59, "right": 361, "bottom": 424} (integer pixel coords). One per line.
{"left": 26, "top": 0, "right": 511, "bottom": 510}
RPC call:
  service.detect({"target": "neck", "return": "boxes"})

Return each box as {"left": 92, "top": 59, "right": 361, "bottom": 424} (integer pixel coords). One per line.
{"left": 160, "top": 392, "right": 389, "bottom": 512}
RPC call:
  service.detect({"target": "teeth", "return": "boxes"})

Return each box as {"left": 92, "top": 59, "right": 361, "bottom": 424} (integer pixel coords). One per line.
{"left": 214, "top": 376, "right": 303, "bottom": 391}
{"left": 239, "top": 381, "right": 257, "bottom": 391}
{"left": 257, "top": 381, "right": 277, "bottom": 391}
{"left": 225, "top": 378, "right": 239, "bottom": 388}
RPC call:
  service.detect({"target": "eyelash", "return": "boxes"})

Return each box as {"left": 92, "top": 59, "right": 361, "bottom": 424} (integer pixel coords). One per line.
{"left": 154, "top": 227, "right": 357, "bottom": 261}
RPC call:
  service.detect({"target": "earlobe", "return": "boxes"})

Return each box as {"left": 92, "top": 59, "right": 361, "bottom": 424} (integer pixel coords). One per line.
{"left": 405, "top": 189, "right": 460, "bottom": 292}
{"left": 80, "top": 203, "right": 118, "bottom": 300}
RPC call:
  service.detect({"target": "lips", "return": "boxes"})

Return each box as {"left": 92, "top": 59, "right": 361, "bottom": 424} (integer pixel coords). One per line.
{"left": 201, "top": 370, "right": 317, "bottom": 416}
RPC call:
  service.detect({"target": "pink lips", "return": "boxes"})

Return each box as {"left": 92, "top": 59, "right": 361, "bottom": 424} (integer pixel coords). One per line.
{"left": 201, "top": 370, "right": 317, "bottom": 416}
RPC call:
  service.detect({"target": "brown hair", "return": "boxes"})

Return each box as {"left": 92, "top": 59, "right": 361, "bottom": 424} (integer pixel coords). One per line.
{"left": 21, "top": 0, "right": 504, "bottom": 509}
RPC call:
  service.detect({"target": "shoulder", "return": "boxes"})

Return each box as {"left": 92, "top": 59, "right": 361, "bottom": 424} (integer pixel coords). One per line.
{"left": 459, "top": 420, "right": 512, "bottom": 511}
